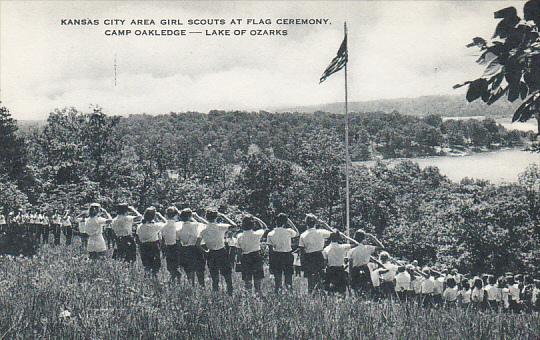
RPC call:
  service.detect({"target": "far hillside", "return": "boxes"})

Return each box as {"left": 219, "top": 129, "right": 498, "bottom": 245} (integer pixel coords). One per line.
{"left": 279, "top": 94, "right": 522, "bottom": 117}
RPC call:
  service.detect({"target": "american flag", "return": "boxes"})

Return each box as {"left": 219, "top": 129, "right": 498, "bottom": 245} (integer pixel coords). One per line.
{"left": 319, "top": 34, "right": 348, "bottom": 83}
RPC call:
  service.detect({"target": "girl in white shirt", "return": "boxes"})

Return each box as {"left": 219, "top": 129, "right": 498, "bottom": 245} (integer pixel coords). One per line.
{"left": 62, "top": 210, "right": 73, "bottom": 246}
{"left": 507, "top": 276, "right": 522, "bottom": 313}
{"left": 471, "top": 277, "right": 486, "bottom": 307}
{"left": 40, "top": 212, "right": 50, "bottom": 244}
{"left": 532, "top": 280, "right": 540, "bottom": 311}
{"left": 85, "top": 203, "right": 112, "bottom": 260}
{"left": 161, "top": 206, "right": 182, "bottom": 282}
{"left": 322, "top": 232, "right": 353, "bottom": 295}
{"left": 394, "top": 266, "right": 412, "bottom": 301}
{"left": 177, "top": 208, "right": 207, "bottom": 286}
{"left": 375, "top": 252, "right": 398, "bottom": 299}
{"left": 111, "top": 204, "right": 142, "bottom": 263}
{"left": 485, "top": 276, "right": 502, "bottom": 311}
{"left": 236, "top": 215, "right": 268, "bottom": 293}
{"left": 298, "top": 214, "right": 333, "bottom": 293}
{"left": 51, "top": 209, "right": 62, "bottom": 246}
{"left": 267, "top": 213, "right": 299, "bottom": 292}
{"left": 197, "top": 209, "right": 237, "bottom": 295}
{"left": 348, "top": 229, "right": 384, "bottom": 297}
{"left": 442, "top": 277, "right": 459, "bottom": 306}
{"left": 0, "top": 212, "right": 5, "bottom": 234}
{"left": 136, "top": 207, "right": 166, "bottom": 276}
{"left": 420, "top": 268, "right": 436, "bottom": 307}
{"left": 460, "top": 280, "right": 472, "bottom": 307}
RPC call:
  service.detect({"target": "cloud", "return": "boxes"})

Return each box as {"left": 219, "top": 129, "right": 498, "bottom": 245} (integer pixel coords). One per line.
{"left": 0, "top": 1, "right": 525, "bottom": 119}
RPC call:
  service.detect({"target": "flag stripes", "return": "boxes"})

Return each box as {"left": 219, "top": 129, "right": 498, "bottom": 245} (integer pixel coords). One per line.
{"left": 319, "top": 34, "right": 348, "bottom": 83}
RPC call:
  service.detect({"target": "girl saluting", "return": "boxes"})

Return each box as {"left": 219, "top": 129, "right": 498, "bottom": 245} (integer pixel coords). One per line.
{"left": 85, "top": 203, "right": 112, "bottom": 260}
{"left": 136, "top": 207, "right": 167, "bottom": 276}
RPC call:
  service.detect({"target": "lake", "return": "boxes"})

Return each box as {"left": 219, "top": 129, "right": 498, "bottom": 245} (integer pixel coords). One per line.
{"left": 356, "top": 148, "right": 540, "bottom": 184}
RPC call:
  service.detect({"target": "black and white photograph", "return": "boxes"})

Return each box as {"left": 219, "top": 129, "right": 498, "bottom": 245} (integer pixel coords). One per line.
{"left": 1, "top": 0, "right": 540, "bottom": 338}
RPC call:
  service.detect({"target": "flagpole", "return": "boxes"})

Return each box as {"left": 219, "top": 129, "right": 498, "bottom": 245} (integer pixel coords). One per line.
{"left": 344, "top": 21, "right": 350, "bottom": 241}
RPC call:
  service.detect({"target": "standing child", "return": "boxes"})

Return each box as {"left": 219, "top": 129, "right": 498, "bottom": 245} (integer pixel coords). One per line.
{"left": 375, "top": 251, "right": 398, "bottom": 299}
{"left": 0, "top": 210, "right": 5, "bottom": 234}
{"left": 433, "top": 272, "right": 445, "bottom": 305}
{"left": 267, "top": 213, "right": 299, "bottom": 292}
{"left": 75, "top": 212, "right": 89, "bottom": 251}
{"left": 178, "top": 208, "right": 207, "bottom": 287}
{"left": 420, "top": 267, "right": 436, "bottom": 307}
{"left": 136, "top": 207, "right": 166, "bottom": 276}
{"left": 501, "top": 277, "right": 510, "bottom": 311}
{"left": 521, "top": 275, "right": 535, "bottom": 313}
{"left": 411, "top": 266, "right": 424, "bottom": 302}
{"left": 298, "top": 214, "right": 333, "bottom": 293}
{"left": 508, "top": 275, "right": 521, "bottom": 313}
{"left": 322, "top": 232, "right": 353, "bottom": 295}
{"left": 471, "top": 277, "right": 485, "bottom": 309}
{"left": 442, "top": 277, "right": 459, "bottom": 307}
{"left": 460, "top": 280, "right": 472, "bottom": 308}
{"left": 40, "top": 211, "right": 50, "bottom": 244}
{"left": 161, "top": 206, "right": 182, "bottom": 282}
{"left": 348, "top": 229, "right": 384, "bottom": 297}
{"left": 395, "top": 266, "right": 412, "bottom": 301}
{"left": 51, "top": 209, "right": 62, "bottom": 246}
{"left": 485, "top": 276, "right": 502, "bottom": 311}
{"left": 236, "top": 215, "right": 267, "bottom": 294}
{"left": 532, "top": 279, "right": 540, "bottom": 312}
{"left": 111, "top": 204, "right": 142, "bottom": 263}
{"left": 62, "top": 210, "right": 73, "bottom": 246}
{"left": 197, "top": 209, "right": 237, "bottom": 295}
{"left": 84, "top": 203, "right": 112, "bottom": 260}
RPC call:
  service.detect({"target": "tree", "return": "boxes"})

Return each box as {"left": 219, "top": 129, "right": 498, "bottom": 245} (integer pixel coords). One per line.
{"left": 229, "top": 151, "right": 305, "bottom": 223}
{"left": 0, "top": 176, "right": 29, "bottom": 212}
{"left": 0, "top": 104, "right": 28, "bottom": 181}
{"left": 455, "top": 0, "right": 540, "bottom": 137}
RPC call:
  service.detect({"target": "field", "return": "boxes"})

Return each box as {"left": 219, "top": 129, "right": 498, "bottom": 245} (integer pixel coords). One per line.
{"left": 1, "top": 240, "right": 539, "bottom": 339}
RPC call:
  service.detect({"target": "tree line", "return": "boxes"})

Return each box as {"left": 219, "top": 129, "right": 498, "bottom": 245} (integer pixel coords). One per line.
{"left": 1, "top": 104, "right": 539, "bottom": 276}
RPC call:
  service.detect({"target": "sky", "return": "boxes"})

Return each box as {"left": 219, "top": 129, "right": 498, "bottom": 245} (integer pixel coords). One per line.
{"left": 0, "top": 1, "right": 526, "bottom": 120}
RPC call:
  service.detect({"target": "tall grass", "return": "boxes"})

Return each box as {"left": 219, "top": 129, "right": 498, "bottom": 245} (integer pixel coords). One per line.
{"left": 1, "top": 242, "right": 539, "bottom": 339}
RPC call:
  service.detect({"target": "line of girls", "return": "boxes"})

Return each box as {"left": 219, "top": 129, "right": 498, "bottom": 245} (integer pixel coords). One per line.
{"left": 76, "top": 203, "right": 355, "bottom": 296}
{"left": 0, "top": 209, "right": 74, "bottom": 245}
{"left": 72, "top": 203, "right": 540, "bottom": 312}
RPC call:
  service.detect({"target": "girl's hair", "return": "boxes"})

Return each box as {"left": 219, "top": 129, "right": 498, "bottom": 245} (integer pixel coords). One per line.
{"left": 461, "top": 280, "right": 470, "bottom": 290}
{"left": 328, "top": 232, "right": 340, "bottom": 243}
{"left": 89, "top": 206, "right": 99, "bottom": 217}
{"left": 353, "top": 229, "right": 366, "bottom": 243}
{"left": 488, "top": 275, "right": 497, "bottom": 285}
{"left": 473, "top": 277, "right": 483, "bottom": 289}
{"left": 305, "top": 215, "right": 316, "bottom": 228}
{"left": 117, "top": 204, "right": 128, "bottom": 215}
{"left": 241, "top": 215, "right": 254, "bottom": 230}
{"left": 446, "top": 277, "right": 456, "bottom": 288}
{"left": 276, "top": 213, "right": 288, "bottom": 227}
{"left": 143, "top": 208, "right": 156, "bottom": 223}
{"left": 179, "top": 208, "right": 192, "bottom": 221}
{"left": 206, "top": 209, "right": 218, "bottom": 222}
{"left": 379, "top": 251, "right": 390, "bottom": 262}
{"left": 166, "top": 207, "right": 177, "bottom": 219}
{"left": 507, "top": 276, "right": 515, "bottom": 285}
